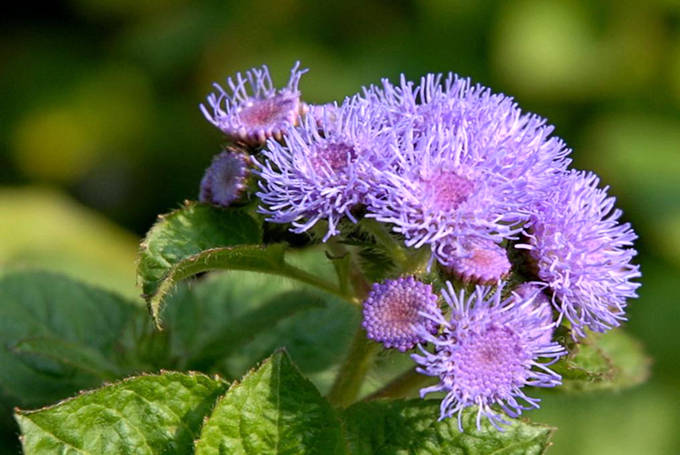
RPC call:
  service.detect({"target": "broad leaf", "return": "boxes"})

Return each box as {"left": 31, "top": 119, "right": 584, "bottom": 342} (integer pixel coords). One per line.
{"left": 16, "top": 372, "right": 228, "bottom": 454}
{"left": 137, "top": 203, "right": 348, "bottom": 327}
{"left": 11, "top": 337, "right": 124, "bottom": 381}
{"left": 0, "top": 271, "right": 141, "bottom": 409}
{"left": 137, "top": 202, "right": 262, "bottom": 321}
{"left": 343, "top": 400, "right": 554, "bottom": 455}
{"left": 195, "top": 350, "right": 344, "bottom": 455}
{"left": 186, "top": 289, "right": 326, "bottom": 371}
{"left": 554, "top": 329, "right": 650, "bottom": 392}
{"left": 138, "top": 266, "right": 357, "bottom": 392}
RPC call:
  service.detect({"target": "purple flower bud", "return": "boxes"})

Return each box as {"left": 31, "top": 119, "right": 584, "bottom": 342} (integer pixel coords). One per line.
{"left": 199, "top": 150, "right": 250, "bottom": 207}
{"left": 439, "top": 237, "right": 511, "bottom": 284}
{"left": 362, "top": 276, "right": 439, "bottom": 352}
{"left": 200, "top": 62, "right": 308, "bottom": 145}
{"left": 523, "top": 170, "right": 641, "bottom": 338}
{"left": 412, "top": 282, "right": 565, "bottom": 431}
{"left": 512, "top": 283, "right": 555, "bottom": 344}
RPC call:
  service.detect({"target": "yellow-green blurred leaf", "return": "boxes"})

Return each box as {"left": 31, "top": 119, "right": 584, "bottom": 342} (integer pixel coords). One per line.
{"left": 0, "top": 187, "right": 139, "bottom": 298}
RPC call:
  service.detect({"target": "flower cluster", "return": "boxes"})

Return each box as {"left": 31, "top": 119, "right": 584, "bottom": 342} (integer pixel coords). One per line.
{"left": 199, "top": 62, "right": 640, "bottom": 430}
{"left": 412, "top": 283, "right": 564, "bottom": 430}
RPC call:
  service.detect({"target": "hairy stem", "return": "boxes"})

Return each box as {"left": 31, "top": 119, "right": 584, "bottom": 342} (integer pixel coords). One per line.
{"left": 359, "top": 219, "right": 410, "bottom": 269}
{"left": 327, "top": 326, "right": 380, "bottom": 407}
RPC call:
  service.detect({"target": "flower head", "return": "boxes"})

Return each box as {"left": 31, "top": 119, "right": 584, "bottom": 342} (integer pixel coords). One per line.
{"left": 366, "top": 122, "right": 526, "bottom": 259}
{"left": 362, "top": 276, "right": 439, "bottom": 351}
{"left": 255, "top": 97, "right": 394, "bottom": 240}
{"left": 412, "top": 282, "right": 565, "bottom": 431}
{"left": 364, "top": 74, "right": 570, "bottom": 266}
{"left": 200, "top": 62, "right": 308, "bottom": 145}
{"left": 199, "top": 150, "right": 251, "bottom": 207}
{"left": 440, "top": 237, "right": 511, "bottom": 284}
{"left": 524, "top": 170, "right": 641, "bottom": 337}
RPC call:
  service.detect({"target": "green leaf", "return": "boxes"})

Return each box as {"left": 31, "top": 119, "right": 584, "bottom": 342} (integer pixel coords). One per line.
{"left": 195, "top": 350, "right": 344, "bottom": 455}
{"left": 554, "top": 329, "right": 650, "bottom": 392}
{"left": 0, "top": 271, "right": 141, "bottom": 409}
{"left": 342, "top": 400, "right": 554, "bottom": 455}
{"left": 15, "top": 372, "right": 228, "bottom": 455}
{"left": 11, "top": 337, "right": 124, "bottom": 381}
{"left": 137, "top": 203, "right": 262, "bottom": 310}
{"left": 186, "top": 290, "right": 326, "bottom": 371}
{"left": 137, "top": 203, "right": 349, "bottom": 328}
{"left": 141, "top": 265, "right": 358, "bottom": 392}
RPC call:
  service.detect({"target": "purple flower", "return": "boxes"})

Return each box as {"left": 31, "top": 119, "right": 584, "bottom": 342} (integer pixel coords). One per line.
{"left": 362, "top": 276, "right": 439, "bottom": 351}
{"left": 412, "top": 282, "right": 565, "bottom": 431}
{"left": 364, "top": 73, "right": 570, "bottom": 266}
{"left": 200, "top": 62, "right": 308, "bottom": 145}
{"left": 199, "top": 150, "right": 251, "bottom": 207}
{"left": 522, "top": 170, "right": 641, "bottom": 338}
{"left": 512, "top": 283, "right": 555, "bottom": 344}
{"left": 439, "top": 237, "right": 511, "bottom": 284}
{"left": 255, "top": 97, "right": 394, "bottom": 240}
{"left": 366, "top": 122, "right": 525, "bottom": 259}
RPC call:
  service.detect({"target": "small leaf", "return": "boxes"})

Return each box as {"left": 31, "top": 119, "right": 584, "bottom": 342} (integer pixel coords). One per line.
{"left": 137, "top": 203, "right": 349, "bottom": 327}
{"left": 195, "top": 350, "right": 344, "bottom": 455}
{"left": 16, "top": 372, "right": 228, "bottom": 455}
{"left": 137, "top": 203, "right": 262, "bottom": 311}
{"left": 342, "top": 400, "right": 554, "bottom": 455}
{"left": 554, "top": 329, "right": 650, "bottom": 392}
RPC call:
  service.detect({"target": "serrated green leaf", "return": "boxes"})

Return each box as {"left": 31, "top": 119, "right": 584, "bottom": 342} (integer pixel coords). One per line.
{"left": 0, "top": 271, "right": 141, "bottom": 410}
{"left": 554, "top": 329, "right": 650, "bottom": 392}
{"left": 342, "top": 400, "right": 554, "bottom": 455}
{"left": 137, "top": 203, "right": 350, "bottom": 328}
{"left": 137, "top": 203, "right": 262, "bottom": 318}
{"left": 16, "top": 372, "right": 229, "bottom": 455}
{"left": 195, "top": 350, "right": 345, "bottom": 455}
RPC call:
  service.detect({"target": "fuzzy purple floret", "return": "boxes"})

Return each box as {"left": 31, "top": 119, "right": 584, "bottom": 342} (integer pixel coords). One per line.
{"left": 512, "top": 283, "right": 555, "bottom": 345}
{"left": 363, "top": 73, "right": 570, "bottom": 266}
{"left": 200, "top": 62, "right": 308, "bottom": 144}
{"left": 362, "top": 276, "right": 440, "bottom": 352}
{"left": 522, "top": 170, "right": 641, "bottom": 338}
{"left": 255, "top": 97, "right": 394, "bottom": 240}
{"left": 440, "top": 237, "right": 511, "bottom": 284}
{"left": 412, "top": 282, "right": 565, "bottom": 431}
{"left": 199, "top": 151, "right": 250, "bottom": 207}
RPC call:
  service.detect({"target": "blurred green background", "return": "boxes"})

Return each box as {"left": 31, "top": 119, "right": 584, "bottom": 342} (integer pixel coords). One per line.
{"left": 1, "top": 0, "right": 679, "bottom": 453}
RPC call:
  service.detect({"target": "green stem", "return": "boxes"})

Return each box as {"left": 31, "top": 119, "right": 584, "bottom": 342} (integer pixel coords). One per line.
{"left": 327, "top": 326, "right": 380, "bottom": 407}
{"left": 364, "top": 368, "right": 433, "bottom": 401}
{"left": 279, "top": 262, "right": 357, "bottom": 304}
{"left": 359, "top": 219, "right": 410, "bottom": 269}
{"left": 326, "top": 240, "right": 370, "bottom": 300}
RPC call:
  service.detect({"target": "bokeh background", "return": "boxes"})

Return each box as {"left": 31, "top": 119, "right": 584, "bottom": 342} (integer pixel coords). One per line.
{"left": 2, "top": 0, "right": 679, "bottom": 453}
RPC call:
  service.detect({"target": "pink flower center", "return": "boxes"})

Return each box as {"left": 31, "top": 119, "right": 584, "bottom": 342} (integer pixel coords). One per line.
{"left": 309, "top": 142, "right": 357, "bottom": 174}
{"left": 452, "top": 325, "right": 529, "bottom": 395}
{"left": 422, "top": 170, "right": 475, "bottom": 211}
{"left": 237, "top": 94, "right": 298, "bottom": 128}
